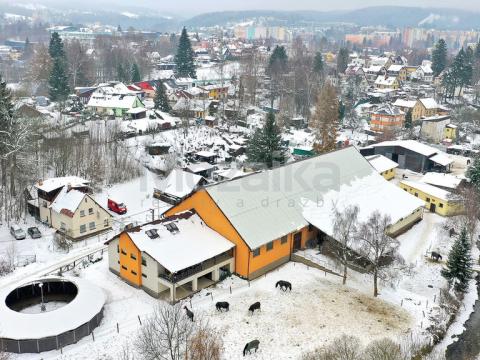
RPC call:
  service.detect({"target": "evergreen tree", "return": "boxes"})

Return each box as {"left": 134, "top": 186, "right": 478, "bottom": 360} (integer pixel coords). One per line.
{"left": 313, "top": 52, "right": 324, "bottom": 75}
{"left": 467, "top": 156, "right": 480, "bottom": 193}
{"left": 116, "top": 63, "right": 128, "bottom": 82}
{"left": 131, "top": 63, "right": 141, "bottom": 82}
{"left": 154, "top": 80, "right": 170, "bottom": 112}
{"left": 336, "top": 47, "right": 349, "bottom": 74}
{"left": 311, "top": 84, "right": 339, "bottom": 154}
{"left": 432, "top": 39, "right": 448, "bottom": 77}
{"left": 338, "top": 100, "right": 345, "bottom": 121}
{"left": 22, "top": 37, "right": 33, "bottom": 60}
{"left": 441, "top": 228, "right": 473, "bottom": 292}
{"left": 175, "top": 27, "right": 196, "bottom": 79}
{"left": 267, "top": 45, "right": 288, "bottom": 76}
{"left": 246, "top": 112, "right": 286, "bottom": 168}
{"left": 48, "top": 32, "right": 70, "bottom": 101}
{"left": 404, "top": 109, "right": 413, "bottom": 129}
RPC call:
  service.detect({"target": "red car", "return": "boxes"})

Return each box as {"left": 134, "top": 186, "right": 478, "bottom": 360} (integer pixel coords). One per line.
{"left": 108, "top": 199, "right": 127, "bottom": 215}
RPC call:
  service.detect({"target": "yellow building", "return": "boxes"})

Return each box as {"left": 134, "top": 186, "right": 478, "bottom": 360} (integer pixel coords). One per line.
{"left": 365, "top": 154, "right": 398, "bottom": 180}
{"left": 399, "top": 180, "right": 464, "bottom": 216}
{"left": 444, "top": 124, "right": 457, "bottom": 140}
{"left": 374, "top": 75, "right": 400, "bottom": 90}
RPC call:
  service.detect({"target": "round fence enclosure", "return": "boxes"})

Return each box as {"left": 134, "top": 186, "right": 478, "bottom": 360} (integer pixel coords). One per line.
{"left": 0, "top": 276, "right": 105, "bottom": 354}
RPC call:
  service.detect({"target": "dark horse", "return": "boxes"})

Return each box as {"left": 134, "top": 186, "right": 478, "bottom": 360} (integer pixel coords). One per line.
{"left": 431, "top": 251, "right": 443, "bottom": 262}
{"left": 248, "top": 301, "right": 261, "bottom": 314}
{"left": 215, "top": 301, "right": 230, "bottom": 312}
{"left": 275, "top": 280, "right": 292, "bottom": 292}
{"left": 183, "top": 306, "right": 194, "bottom": 322}
{"left": 243, "top": 340, "right": 260, "bottom": 356}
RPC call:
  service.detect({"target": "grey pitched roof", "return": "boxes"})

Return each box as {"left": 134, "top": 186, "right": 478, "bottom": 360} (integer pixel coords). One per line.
{"left": 206, "top": 147, "right": 374, "bottom": 249}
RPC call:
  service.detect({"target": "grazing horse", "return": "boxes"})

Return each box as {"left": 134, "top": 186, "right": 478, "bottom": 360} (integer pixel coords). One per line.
{"left": 243, "top": 340, "right": 260, "bottom": 356}
{"left": 275, "top": 280, "right": 292, "bottom": 292}
{"left": 431, "top": 251, "right": 443, "bottom": 262}
{"left": 183, "top": 306, "right": 194, "bottom": 322}
{"left": 215, "top": 301, "right": 230, "bottom": 312}
{"left": 248, "top": 301, "right": 261, "bottom": 314}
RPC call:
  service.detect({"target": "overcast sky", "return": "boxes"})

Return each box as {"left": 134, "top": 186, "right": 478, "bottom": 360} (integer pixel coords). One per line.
{"left": 6, "top": 0, "right": 480, "bottom": 16}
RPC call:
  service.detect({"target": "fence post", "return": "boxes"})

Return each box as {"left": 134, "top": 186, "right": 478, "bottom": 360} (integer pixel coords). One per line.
{"left": 230, "top": 286, "right": 232, "bottom": 294}
{"left": 138, "top": 315, "right": 142, "bottom": 325}
{"left": 92, "top": 331, "right": 95, "bottom": 341}
{"left": 117, "top": 323, "right": 119, "bottom": 333}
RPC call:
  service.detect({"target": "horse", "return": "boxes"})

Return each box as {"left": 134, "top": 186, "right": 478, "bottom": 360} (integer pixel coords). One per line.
{"left": 183, "top": 306, "right": 194, "bottom": 322}
{"left": 248, "top": 302, "right": 261, "bottom": 314}
{"left": 243, "top": 340, "right": 260, "bottom": 356}
{"left": 275, "top": 280, "right": 292, "bottom": 292}
{"left": 431, "top": 251, "right": 443, "bottom": 262}
{"left": 215, "top": 301, "right": 230, "bottom": 312}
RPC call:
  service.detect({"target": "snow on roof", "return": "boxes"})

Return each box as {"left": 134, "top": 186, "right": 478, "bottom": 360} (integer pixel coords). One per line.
{"left": 429, "top": 153, "right": 453, "bottom": 166}
{"left": 87, "top": 94, "right": 143, "bottom": 110}
{"left": 49, "top": 188, "right": 86, "bottom": 216}
{"left": 400, "top": 180, "right": 452, "bottom": 201}
{"left": 186, "top": 162, "right": 215, "bottom": 173}
{"left": 215, "top": 168, "right": 247, "bottom": 180}
{"left": 366, "top": 154, "right": 399, "bottom": 173}
{"left": 420, "top": 172, "right": 463, "bottom": 190}
{"left": 206, "top": 147, "right": 423, "bottom": 250}
{"left": 371, "top": 140, "right": 438, "bottom": 157}
{"left": 387, "top": 64, "right": 405, "bottom": 72}
{"left": 392, "top": 99, "right": 417, "bottom": 108}
{"left": 0, "top": 276, "right": 105, "bottom": 339}
{"left": 196, "top": 150, "right": 216, "bottom": 158}
{"left": 156, "top": 169, "right": 204, "bottom": 199}
{"left": 373, "top": 103, "right": 404, "bottom": 116}
{"left": 374, "top": 76, "right": 398, "bottom": 86}
{"left": 303, "top": 172, "right": 424, "bottom": 239}
{"left": 127, "top": 214, "right": 234, "bottom": 273}
{"left": 419, "top": 98, "right": 438, "bottom": 110}
{"left": 34, "top": 176, "right": 89, "bottom": 192}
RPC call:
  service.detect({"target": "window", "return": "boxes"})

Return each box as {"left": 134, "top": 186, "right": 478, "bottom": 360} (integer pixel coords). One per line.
{"left": 42, "top": 201, "right": 48, "bottom": 208}
{"left": 142, "top": 273, "right": 147, "bottom": 278}
{"left": 146, "top": 229, "right": 159, "bottom": 239}
{"left": 266, "top": 241, "right": 274, "bottom": 251}
{"left": 88, "top": 208, "right": 94, "bottom": 215}
{"left": 280, "top": 235, "right": 288, "bottom": 244}
{"left": 80, "top": 210, "right": 85, "bottom": 217}
{"left": 89, "top": 222, "right": 96, "bottom": 230}
{"left": 439, "top": 203, "right": 444, "bottom": 208}
{"left": 121, "top": 249, "right": 127, "bottom": 255}
{"left": 121, "top": 265, "right": 127, "bottom": 270}
{"left": 130, "top": 253, "right": 137, "bottom": 260}
{"left": 403, "top": 188, "right": 407, "bottom": 191}
{"left": 117, "top": 245, "right": 119, "bottom": 253}
{"left": 104, "top": 219, "right": 109, "bottom": 227}
{"left": 253, "top": 248, "right": 260, "bottom": 257}
{"left": 80, "top": 224, "right": 86, "bottom": 233}
{"left": 131, "top": 270, "right": 137, "bottom": 276}
{"left": 60, "top": 222, "right": 67, "bottom": 231}
{"left": 414, "top": 193, "right": 418, "bottom": 197}
{"left": 142, "top": 257, "right": 147, "bottom": 266}
{"left": 426, "top": 198, "right": 431, "bottom": 202}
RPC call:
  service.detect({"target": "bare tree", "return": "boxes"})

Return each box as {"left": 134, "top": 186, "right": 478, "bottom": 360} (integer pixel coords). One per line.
{"left": 187, "top": 322, "right": 223, "bottom": 360}
{"left": 135, "top": 304, "right": 195, "bottom": 360}
{"left": 363, "top": 338, "right": 404, "bottom": 360}
{"left": 302, "top": 334, "right": 362, "bottom": 360}
{"left": 450, "top": 184, "right": 480, "bottom": 243}
{"left": 332, "top": 205, "right": 360, "bottom": 285}
{"left": 359, "top": 211, "right": 399, "bottom": 297}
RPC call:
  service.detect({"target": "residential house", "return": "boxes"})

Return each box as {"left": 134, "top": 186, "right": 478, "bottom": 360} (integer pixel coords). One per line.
{"left": 365, "top": 154, "right": 398, "bottom": 180}
{"left": 399, "top": 180, "right": 463, "bottom": 216}
{"left": 86, "top": 83, "right": 145, "bottom": 118}
{"left": 392, "top": 99, "right": 416, "bottom": 116}
{"left": 386, "top": 64, "right": 407, "bottom": 82}
{"left": 420, "top": 115, "right": 452, "bottom": 143}
{"left": 172, "top": 98, "right": 211, "bottom": 119}
{"left": 413, "top": 98, "right": 448, "bottom": 121}
{"left": 165, "top": 147, "right": 424, "bottom": 280}
{"left": 444, "top": 124, "right": 457, "bottom": 141}
{"left": 370, "top": 104, "right": 405, "bottom": 132}
{"left": 374, "top": 75, "right": 400, "bottom": 90}
{"left": 199, "top": 84, "right": 229, "bottom": 100}
{"left": 106, "top": 211, "right": 235, "bottom": 302}
{"left": 420, "top": 172, "right": 465, "bottom": 191}
{"left": 153, "top": 169, "right": 207, "bottom": 205}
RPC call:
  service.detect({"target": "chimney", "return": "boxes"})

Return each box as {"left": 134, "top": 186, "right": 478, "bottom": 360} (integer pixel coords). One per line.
{"left": 67, "top": 183, "right": 72, "bottom": 192}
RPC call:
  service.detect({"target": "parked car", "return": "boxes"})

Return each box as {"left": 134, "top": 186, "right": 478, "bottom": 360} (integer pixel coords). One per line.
{"left": 108, "top": 199, "right": 127, "bottom": 215}
{"left": 10, "top": 225, "right": 26, "bottom": 240}
{"left": 27, "top": 227, "right": 42, "bottom": 239}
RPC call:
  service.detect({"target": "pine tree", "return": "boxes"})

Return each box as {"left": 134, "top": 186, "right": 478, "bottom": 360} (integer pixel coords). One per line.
{"left": 313, "top": 52, "right": 324, "bottom": 75}
{"left": 175, "top": 27, "right": 196, "bottom": 79}
{"left": 116, "top": 63, "right": 128, "bottom": 82}
{"left": 267, "top": 45, "right": 288, "bottom": 76}
{"left": 311, "top": 84, "right": 339, "bottom": 154}
{"left": 467, "top": 156, "right": 480, "bottom": 193}
{"left": 432, "top": 39, "right": 447, "bottom": 77}
{"left": 404, "top": 109, "right": 413, "bottom": 129}
{"left": 441, "top": 228, "right": 473, "bottom": 292}
{"left": 131, "top": 63, "right": 141, "bottom": 82}
{"left": 246, "top": 112, "right": 286, "bottom": 169}
{"left": 154, "top": 80, "right": 170, "bottom": 112}
{"left": 336, "top": 47, "right": 349, "bottom": 74}
{"left": 22, "top": 37, "right": 33, "bottom": 60}
{"left": 48, "top": 32, "right": 70, "bottom": 101}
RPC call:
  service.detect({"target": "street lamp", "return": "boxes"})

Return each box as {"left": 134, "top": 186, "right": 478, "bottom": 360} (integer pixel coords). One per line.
{"left": 38, "top": 283, "right": 46, "bottom": 312}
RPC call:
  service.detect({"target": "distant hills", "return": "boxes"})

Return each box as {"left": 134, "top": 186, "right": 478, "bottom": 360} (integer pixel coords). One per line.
{"left": 185, "top": 6, "right": 480, "bottom": 30}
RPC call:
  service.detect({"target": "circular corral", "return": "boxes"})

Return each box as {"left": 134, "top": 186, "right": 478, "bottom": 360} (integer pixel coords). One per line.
{"left": 0, "top": 276, "right": 105, "bottom": 353}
